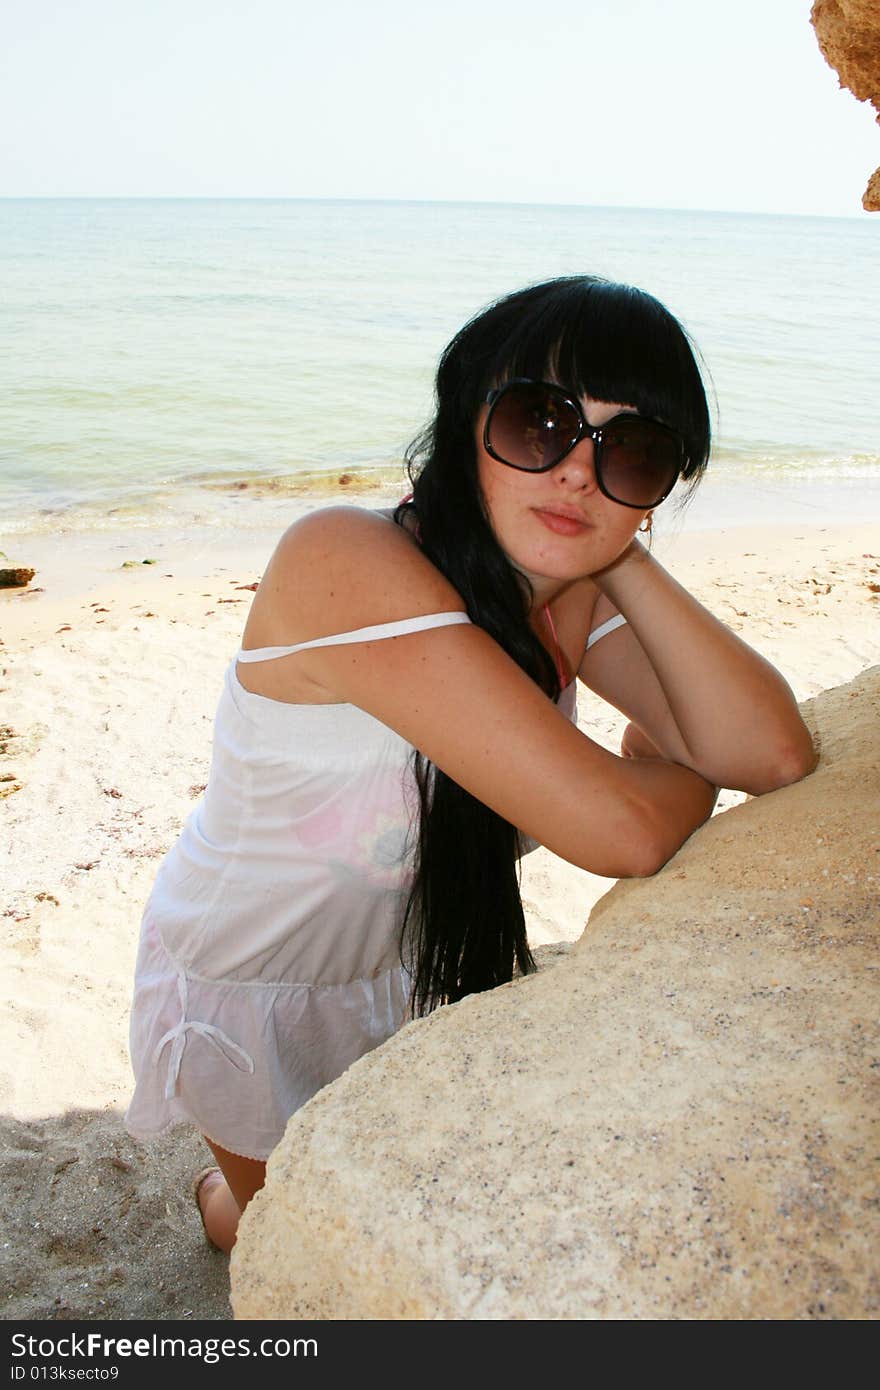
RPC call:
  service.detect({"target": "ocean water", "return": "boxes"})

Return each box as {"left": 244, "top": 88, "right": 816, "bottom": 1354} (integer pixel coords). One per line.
{"left": 1, "top": 198, "right": 878, "bottom": 537}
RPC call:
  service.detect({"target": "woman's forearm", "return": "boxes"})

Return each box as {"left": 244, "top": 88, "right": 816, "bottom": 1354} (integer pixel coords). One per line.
{"left": 593, "top": 542, "right": 817, "bottom": 794}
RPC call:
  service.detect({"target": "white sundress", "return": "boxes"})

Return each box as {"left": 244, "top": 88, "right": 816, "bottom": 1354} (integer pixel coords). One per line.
{"left": 125, "top": 608, "right": 623, "bottom": 1160}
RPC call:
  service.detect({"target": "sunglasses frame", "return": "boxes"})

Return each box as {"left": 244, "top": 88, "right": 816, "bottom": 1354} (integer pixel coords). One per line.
{"left": 483, "top": 377, "right": 685, "bottom": 509}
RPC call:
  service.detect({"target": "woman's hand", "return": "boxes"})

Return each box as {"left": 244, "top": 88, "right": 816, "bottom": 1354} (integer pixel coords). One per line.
{"left": 582, "top": 541, "right": 817, "bottom": 796}
{"left": 620, "top": 720, "right": 663, "bottom": 760}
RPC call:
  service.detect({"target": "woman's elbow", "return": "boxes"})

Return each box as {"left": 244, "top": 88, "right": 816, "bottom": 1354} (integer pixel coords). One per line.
{"left": 597, "top": 808, "right": 693, "bottom": 880}
{"left": 745, "top": 729, "right": 818, "bottom": 795}
{"left": 585, "top": 766, "right": 718, "bottom": 879}
{"left": 571, "top": 821, "right": 668, "bottom": 880}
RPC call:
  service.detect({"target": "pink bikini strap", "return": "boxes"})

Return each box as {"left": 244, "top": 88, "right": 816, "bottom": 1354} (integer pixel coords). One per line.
{"left": 542, "top": 603, "right": 568, "bottom": 687}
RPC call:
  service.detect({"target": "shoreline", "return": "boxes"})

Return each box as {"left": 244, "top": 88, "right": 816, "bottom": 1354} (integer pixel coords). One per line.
{"left": 4, "top": 461, "right": 880, "bottom": 548}
{"left": 3, "top": 465, "right": 880, "bottom": 640}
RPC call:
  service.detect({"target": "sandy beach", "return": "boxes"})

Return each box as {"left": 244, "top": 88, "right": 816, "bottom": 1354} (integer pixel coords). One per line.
{"left": 2, "top": 495, "right": 878, "bottom": 1321}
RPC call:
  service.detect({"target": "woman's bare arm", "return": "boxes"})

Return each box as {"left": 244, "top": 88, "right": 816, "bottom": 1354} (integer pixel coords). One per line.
{"left": 580, "top": 541, "right": 816, "bottom": 795}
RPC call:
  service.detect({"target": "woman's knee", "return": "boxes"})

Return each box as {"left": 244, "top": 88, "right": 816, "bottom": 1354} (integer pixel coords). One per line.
{"left": 204, "top": 1137, "right": 266, "bottom": 1212}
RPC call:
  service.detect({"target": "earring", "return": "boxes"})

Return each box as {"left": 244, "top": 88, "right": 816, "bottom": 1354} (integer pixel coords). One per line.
{"left": 638, "top": 511, "right": 653, "bottom": 536}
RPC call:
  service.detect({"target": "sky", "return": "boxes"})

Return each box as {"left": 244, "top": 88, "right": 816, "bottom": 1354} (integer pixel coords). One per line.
{"left": 0, "top": 0, "right": 877, "bottom": 217}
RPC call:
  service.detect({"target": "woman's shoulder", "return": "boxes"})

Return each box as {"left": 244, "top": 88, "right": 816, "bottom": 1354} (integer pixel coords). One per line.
{"left": 249, "top": 505, "right": 465, "bottom": 647}
{"left": 274, "top": 504, "right": 462, "bottom": 606}
{"left": 274, "top": 503, "right": 412, "bottom": 560}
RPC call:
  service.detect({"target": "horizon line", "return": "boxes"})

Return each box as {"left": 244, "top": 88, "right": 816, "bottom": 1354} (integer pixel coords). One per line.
{"left": 0, "top": 194, "right": 872, "bottom": 222}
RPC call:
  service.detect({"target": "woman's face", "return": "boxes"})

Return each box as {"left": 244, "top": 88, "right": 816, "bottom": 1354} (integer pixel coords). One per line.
{"left": 475, "top": 395, "right": 649, "bottom": 594}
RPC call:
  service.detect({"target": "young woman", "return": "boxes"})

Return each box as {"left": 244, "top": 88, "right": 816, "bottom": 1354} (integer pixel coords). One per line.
{"left": 125, "top": 275, "right": 816, "bottom": 1253}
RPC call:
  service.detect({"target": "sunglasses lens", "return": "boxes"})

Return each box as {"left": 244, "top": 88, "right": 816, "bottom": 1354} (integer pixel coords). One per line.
{"left": 599, "top": 417, "right": 682, "bottom": 507}
{"left": 487, "top": 382, "right": 580, "bottom": 471}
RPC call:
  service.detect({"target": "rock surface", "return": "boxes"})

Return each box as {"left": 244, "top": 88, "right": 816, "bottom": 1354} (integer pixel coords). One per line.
{"left": 231, "top": 667, "right": 879, "bottom": 1320}
{"left": 812, "top": 0, "right": 880, "bottom": 209}
{"left": 0, "top": 567, "right": 36, "bottom": 588}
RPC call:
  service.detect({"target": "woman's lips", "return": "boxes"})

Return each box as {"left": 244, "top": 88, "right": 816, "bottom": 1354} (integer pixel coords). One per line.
{"left": 533, "top": 507, "right": 590, "bottom": 536}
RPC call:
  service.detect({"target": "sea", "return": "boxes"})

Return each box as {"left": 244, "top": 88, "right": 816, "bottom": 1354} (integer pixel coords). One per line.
{"left": 1, "top": 198, "right": 879, "bottom": 540}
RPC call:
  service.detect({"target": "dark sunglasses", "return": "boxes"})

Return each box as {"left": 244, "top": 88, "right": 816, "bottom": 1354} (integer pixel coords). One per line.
{"left": 483, "top": 378, "right": 686, "bottom": 509}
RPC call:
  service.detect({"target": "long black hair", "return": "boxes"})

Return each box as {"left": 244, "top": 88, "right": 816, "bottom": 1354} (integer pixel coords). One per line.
{"left": 395, "top": 275, "right": 711, "bottom": 1016}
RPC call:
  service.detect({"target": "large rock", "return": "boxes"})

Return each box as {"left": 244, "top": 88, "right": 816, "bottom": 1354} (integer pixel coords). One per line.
{"left": 812, "top": 0, "right": 880, "bottom": 209}
{"left": 231, "top": 668, "right": 879, "bottom": 1319}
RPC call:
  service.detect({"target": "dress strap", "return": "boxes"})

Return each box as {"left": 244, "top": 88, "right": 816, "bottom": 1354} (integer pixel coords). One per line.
{"left": 586, "top": 612, "right": 628, "bottom": 650}
{"left": 237, "top": 610, "right": 471, "bottom": 663}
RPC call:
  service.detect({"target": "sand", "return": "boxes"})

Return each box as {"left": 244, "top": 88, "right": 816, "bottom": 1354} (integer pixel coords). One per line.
{"left": 1, "top": 496, "right": 878, "bottom": 1321}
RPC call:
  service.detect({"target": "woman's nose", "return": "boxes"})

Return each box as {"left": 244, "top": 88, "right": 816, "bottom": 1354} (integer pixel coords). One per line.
{"left": 555, "top": 436, "right": 599, "bottom": 491}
